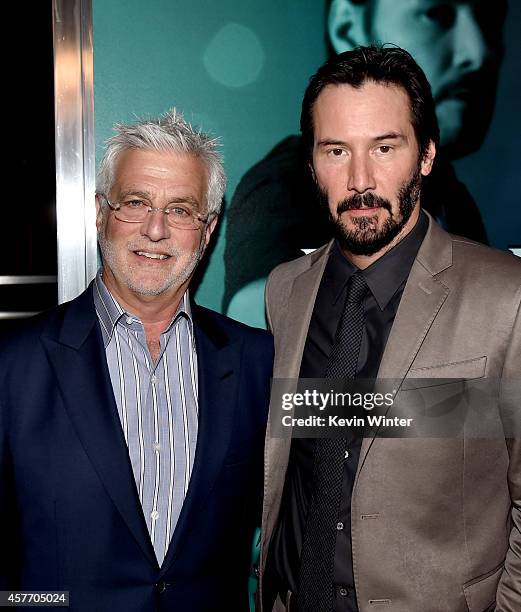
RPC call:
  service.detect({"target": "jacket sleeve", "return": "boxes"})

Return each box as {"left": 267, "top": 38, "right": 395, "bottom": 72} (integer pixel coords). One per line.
{"left": 496, "top": 296, "right": 521, "bottom": 611}
{"left": 0, "top": 397, "right": 21, "bottom": 590}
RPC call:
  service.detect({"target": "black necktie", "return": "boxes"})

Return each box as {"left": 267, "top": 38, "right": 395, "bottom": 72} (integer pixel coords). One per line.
{"left": 297, "top": 271, "right": 368, "bottom": 612}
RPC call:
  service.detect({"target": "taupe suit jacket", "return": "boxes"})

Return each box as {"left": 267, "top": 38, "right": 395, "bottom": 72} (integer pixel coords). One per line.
{"left": 260, "top": 217, "right": 521, "bottom": 612}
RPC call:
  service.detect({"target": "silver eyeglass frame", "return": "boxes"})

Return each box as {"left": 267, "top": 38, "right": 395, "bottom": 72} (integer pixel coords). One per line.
{"left": 99, "top": 194, "right": 209, "bottom": 230}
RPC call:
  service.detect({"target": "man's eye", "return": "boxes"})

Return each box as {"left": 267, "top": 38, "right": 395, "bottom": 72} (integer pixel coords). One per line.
{"left": 169, "top": 206, "right": 191, "bottom": 217}
{"left": 124, "top": 200, "right": 146, "bottom": 209}
{"left": 327, "top": 148, "right": 345, "bottom": 157}
{"left": 377, "top": 145, "right": 392, "bottom": 154}
{"left": 424, "top": 4, "right": 456, "bottom": 28}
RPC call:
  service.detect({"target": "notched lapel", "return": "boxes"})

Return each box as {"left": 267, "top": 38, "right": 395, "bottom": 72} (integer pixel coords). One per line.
{"left": 159, "top": 312, "right": 240, "bottom": 574}
{"left": 262, "top": 244, "right": 332, "bottom": 565}
{"left": 42, "top": 294, "right": 157, "bottom": 569}
{"left": 269, "top": 246, "right": 331, "bottom": 460}
{"left": 357, "top": 258, "right": 451, "bottom": 476}
{"left": 378, "top": 262, "right": 450, "bottom": 381}
{"left": 276, "top": 243, "right": 333, "bottom": 380}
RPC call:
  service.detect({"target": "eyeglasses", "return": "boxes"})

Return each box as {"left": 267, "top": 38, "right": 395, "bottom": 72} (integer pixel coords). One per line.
{"left": 100, "top": 195, "right": 209, "bottom": 230}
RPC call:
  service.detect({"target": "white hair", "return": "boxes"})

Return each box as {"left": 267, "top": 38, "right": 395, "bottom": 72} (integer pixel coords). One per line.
{"left": 96, "top": 108, "right": 226, "bottom": 217}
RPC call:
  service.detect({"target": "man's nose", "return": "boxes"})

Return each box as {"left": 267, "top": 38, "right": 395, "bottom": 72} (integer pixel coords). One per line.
{"left": 346, "top": 154, "right": 376, "bottom": 194}
{"left": 453, "top": 8, "right": 490, "bottom": 72}
{"left": 140, "top": 209, "right": 171, "bottom": 241}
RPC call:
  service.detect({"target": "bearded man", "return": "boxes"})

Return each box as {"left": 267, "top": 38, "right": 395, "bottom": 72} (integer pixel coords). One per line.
{"left": 259, "top": 46, "right": 521, "bottom": 612}
{"left": 224, "top": 0, "right": 509, "bottom": 326}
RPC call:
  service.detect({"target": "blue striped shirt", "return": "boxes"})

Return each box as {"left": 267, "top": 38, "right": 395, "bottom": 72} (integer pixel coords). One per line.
{"left": 93, "top": 271, "right": 198, "bottom": 565}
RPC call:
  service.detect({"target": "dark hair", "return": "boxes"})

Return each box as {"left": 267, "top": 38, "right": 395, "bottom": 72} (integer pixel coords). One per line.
{"left": 300, "top": 44, "right": 439, "bottom": 160}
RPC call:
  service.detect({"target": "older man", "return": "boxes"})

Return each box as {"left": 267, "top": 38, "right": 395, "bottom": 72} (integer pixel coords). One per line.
{"left": 0, "top": 110, "right": 273, "bottom": 611}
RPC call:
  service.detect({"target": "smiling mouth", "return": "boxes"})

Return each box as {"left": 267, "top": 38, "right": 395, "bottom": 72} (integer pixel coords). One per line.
{"left": 134, "top": 250, "right": 171, "bottom": 260}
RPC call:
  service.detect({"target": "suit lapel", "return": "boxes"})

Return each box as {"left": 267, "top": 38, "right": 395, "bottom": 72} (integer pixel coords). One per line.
{"left": 263, "top": 244, "right": 332, "bottom": 564}
{"left": 357, "top": 218, "right": 453, "bottom": 475}
{"left": 159, "top": 306, "right": 240, "bottom": 575}
{"left": 274, "top": 243, "right": 333, "bottom": 379}
{"left": 42, "top": 288, "right": 157, "bottom": 568}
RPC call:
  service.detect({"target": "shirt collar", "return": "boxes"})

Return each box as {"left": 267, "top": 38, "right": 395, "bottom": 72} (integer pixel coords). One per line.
{"left": 328, "top": 211, "right": 428, "bottom": 310}
{"left": 93, "top": 269, "right": 193, "bottom": 347}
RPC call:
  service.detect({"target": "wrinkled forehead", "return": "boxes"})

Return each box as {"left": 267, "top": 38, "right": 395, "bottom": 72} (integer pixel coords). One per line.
{"left": 110, "top": 148, "right": 209, "bottom": 203}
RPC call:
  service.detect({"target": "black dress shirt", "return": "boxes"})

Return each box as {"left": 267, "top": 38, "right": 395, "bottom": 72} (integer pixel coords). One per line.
{"left": 266, "top": 212, "right": 429, "bottom": 612}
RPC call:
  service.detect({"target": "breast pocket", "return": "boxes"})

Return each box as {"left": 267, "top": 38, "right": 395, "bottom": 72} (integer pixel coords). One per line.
{"left": 397, "top": 357, "right": 489, "bottom": 437}
{"left": 402, "top": 356, "right": 487, "bottom": 390}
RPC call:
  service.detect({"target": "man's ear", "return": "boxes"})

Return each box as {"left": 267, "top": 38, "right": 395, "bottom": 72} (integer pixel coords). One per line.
{"left": 328, "top": 0, "right": 371, "bottom": 53}
{"left": 95, "top": 194, "right": 104, "bottom": 232}
{"left": 201, "top": 215, "right": 219, "bottom": 253}
{"left": 420, "top": 140, "right": 436, "bottom": 177}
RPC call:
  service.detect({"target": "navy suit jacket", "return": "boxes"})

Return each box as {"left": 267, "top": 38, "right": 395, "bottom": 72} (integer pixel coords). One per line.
{"left": 0, "top": 284, "right": 273, "bottom": 611}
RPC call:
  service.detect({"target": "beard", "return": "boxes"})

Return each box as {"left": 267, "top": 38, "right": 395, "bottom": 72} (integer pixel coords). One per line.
{"left": 317, "top": 167, "right": 422, "bottom": 256}
{"left": 97, "top": 230, "right": 204, "bottom": 298}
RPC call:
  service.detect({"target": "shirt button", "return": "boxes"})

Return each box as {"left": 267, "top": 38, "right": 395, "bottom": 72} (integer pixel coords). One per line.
{"left": 345, "top": 450, "right": 350, "bottom": 459}
{"left": 151, "top": 374, "right": 157, "bottom": 384}
{"left": 339, "top": 587, "right": 348, "bottom": 597}
{"left": 125, "top": 316, "right": 133, "bottom": 325}
{"left": 153, "top": 442, "right": 161, "bottom": 452}
{"left": 151, "top": 510, "right": 159, "bottom": 521}
{"left": 336, "top": 521, "right": 344, "bottom": 531}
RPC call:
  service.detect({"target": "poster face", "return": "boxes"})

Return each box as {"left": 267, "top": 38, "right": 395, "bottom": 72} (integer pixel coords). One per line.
{"left": 94, "top": 0, "right": 521, "bottom": 327}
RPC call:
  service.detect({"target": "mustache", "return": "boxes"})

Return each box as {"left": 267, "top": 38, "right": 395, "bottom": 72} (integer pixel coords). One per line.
{"left": 337, "top": 192, "right": 392, "bottom": 215}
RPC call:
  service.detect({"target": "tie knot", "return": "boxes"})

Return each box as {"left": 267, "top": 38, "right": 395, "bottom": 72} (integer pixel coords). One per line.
{"left": 347, "top": 272, "right": 368, "bottom": 304}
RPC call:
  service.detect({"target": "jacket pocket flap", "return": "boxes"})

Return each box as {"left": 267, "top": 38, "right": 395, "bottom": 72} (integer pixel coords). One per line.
{"left": 402, "top": 356, "right": 487, "bottom": 390}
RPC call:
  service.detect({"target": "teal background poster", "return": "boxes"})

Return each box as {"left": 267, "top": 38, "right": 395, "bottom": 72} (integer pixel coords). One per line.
{"left": 94, "top": 0, "right": 521, "bottom": 323}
